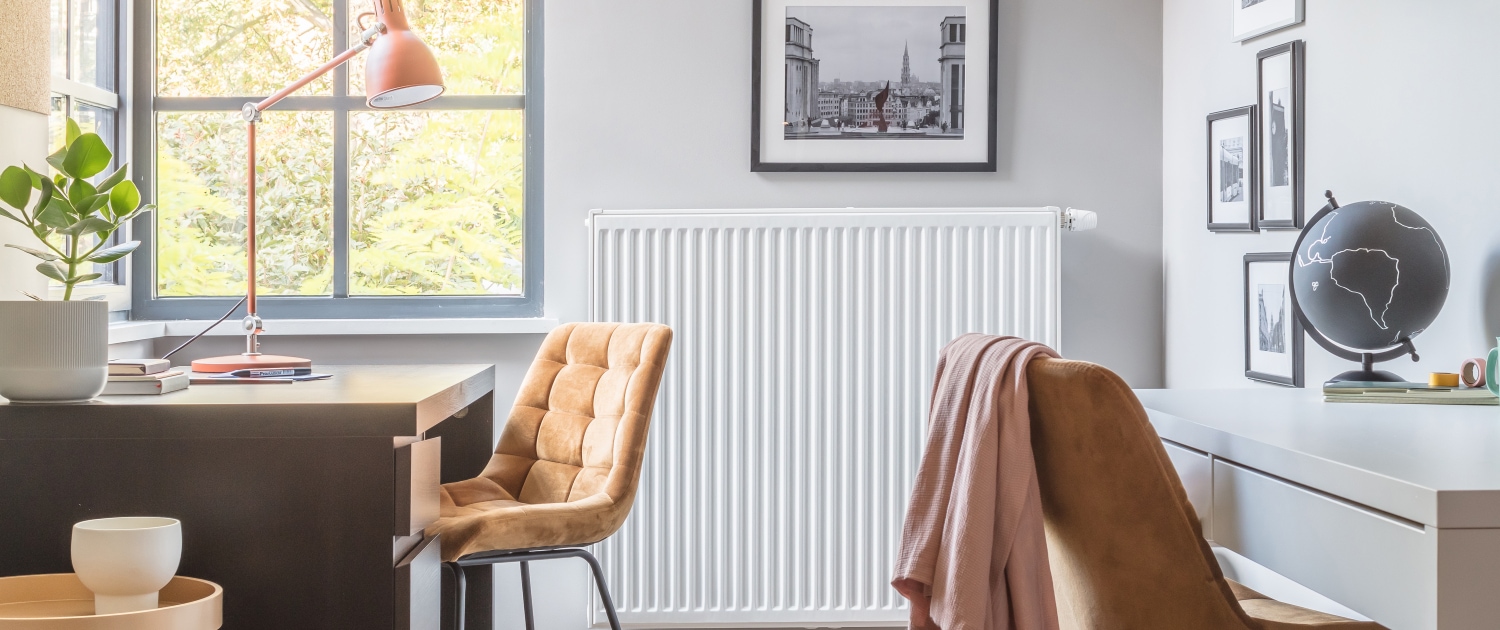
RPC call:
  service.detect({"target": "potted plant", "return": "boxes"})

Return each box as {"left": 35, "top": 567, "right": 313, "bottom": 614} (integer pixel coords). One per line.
{"left": 0, "top": 118, "right": 152, "bottom": 402}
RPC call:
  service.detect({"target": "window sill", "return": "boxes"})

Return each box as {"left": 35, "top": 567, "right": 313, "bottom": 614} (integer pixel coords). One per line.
{"left": 109, "top": 318, "right": 560, "bottom": 345}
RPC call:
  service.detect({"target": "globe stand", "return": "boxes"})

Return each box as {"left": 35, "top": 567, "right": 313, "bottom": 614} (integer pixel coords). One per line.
{"left": 1290, "top": 191, "right": 1424, "bottom": 385}
{"left": 1327, "top": 352, "right": 1410, "bottom": 384}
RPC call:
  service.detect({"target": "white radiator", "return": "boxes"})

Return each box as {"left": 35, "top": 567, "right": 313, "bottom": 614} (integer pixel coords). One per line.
{"left": 589, "top": 208, "right": 1065, "bottom": 628}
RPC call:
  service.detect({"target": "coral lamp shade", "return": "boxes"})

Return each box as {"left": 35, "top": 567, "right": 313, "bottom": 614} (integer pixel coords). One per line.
{"left": 365, "top": 0, "right": 445, "bottom": 109}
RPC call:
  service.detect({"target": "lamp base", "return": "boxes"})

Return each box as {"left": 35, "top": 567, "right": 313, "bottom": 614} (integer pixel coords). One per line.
{"left": 191, "top": 354, "right": 312, "bottom": 374}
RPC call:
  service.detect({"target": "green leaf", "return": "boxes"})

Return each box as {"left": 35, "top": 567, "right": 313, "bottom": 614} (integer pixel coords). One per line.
{"left": 35, "top": 262, "right": 66, "bottom": 283}
{"left": 5, "top": 244, "right": 60, "bottom": 261}
{"left": 45, "top": 147, "right": 68, "bottom": 174}
{"left": 0, "top": 207, "right": 22, "bottom": 224}
{"left": 120, "top": 204, "right": 154, "bottom": 222}
{"left": 29, "top": 178, "right": 55, "bottom": 224}
{"left": 95, "top": 164, "right": 128, "bottom": 193}
{"left": 21, "top": 165, "right": 42, "bottom": 189}
{"left": 67, "top": 178, "right": 96, "bottom": 210}
{"left": 35, "top": 202, "right": 73, "bottom": 230}
{"left": 82, "top": 193, "right": 110, "bottom": 216}
{"left": 108, "top": 180, "right": 140, "bottom": 218}
{"left": 86, "top": 240, "right": 139, "bottom": 264}
{"left": 58, "top": 217, "right": 114, "bottom": 236}
{"left": 65, "top": 118, "right": 81, "bottom": 148}
{"left": 69, "top": 272, "right": 102, "bottom": 284}
{"left": 61, "top": 133, "right": 112, "bottom": 180}
{"left": 0, "top": 166, "right": 31, "bottom": 211}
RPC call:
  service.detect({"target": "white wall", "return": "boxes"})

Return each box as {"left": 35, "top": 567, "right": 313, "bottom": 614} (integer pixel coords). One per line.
{"left": 540, "top": 0, "right": 1165, "bottom": 388}
{"left": 1163, "top": 0, "right": 1500, "bottom": 388}
{"left": 0, "top": 105, "right": 50, "bottom": 301}
{"left": 145, "top": 0, "right": 1165, "bottom": 627}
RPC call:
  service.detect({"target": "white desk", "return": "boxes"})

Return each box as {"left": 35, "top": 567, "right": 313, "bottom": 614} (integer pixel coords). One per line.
{"left": 1136, "top": 388, "right": 1500, "bottom": 630}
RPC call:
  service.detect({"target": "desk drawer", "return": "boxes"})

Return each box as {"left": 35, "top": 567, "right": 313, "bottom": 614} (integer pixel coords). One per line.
{"left": 1161, "top": 440, "right": 1212, "bottom": 539}
{"left": 1212, "top": 459, "right": 1435, "bottom": 630}
{"left": 396, "top": 437, "right": 442, "bottom": 536}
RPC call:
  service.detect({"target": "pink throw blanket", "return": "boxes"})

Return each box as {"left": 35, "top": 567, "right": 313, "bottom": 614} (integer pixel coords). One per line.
{"left": 892, "top": 334, "right": 1061, "bottom": 630}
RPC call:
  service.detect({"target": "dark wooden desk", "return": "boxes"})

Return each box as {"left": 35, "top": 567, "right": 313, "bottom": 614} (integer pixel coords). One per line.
{"left": 0, "top": 364, "right": 497, "bottom": 630}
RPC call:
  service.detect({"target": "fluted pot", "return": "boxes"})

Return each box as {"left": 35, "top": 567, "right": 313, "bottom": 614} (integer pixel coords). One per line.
{"left": 0, "top": 300, "right": 108, "bottom": 403}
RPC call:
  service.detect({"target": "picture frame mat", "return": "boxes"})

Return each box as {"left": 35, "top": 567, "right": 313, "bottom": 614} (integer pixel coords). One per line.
{"left": 756, "top": 0, "right": 993, "bottom": 166}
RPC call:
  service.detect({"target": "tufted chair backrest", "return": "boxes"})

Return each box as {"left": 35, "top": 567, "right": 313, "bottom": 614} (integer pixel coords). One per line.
{"left": 484, "top": 322, "right": 673, "bottom": 508}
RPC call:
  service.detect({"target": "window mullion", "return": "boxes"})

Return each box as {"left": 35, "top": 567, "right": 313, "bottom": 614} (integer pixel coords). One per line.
{"left": 332, "top": 0, "right": 351, "bottom": 298}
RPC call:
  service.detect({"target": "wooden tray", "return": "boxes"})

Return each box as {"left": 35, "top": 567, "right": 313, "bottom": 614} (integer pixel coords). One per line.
{"left": 0, "top": 574, "right": 221, "bottom": 629}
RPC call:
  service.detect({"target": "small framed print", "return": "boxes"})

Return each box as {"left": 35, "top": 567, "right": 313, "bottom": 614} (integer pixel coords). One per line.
{"left": 750, "top": 0, "right": 999, "bottom": 172}
{"left": 1232, "top": 0, "right": 1304, "bottom": 43}
{"left": 1258, "top": 40, "right": 1304, "bottom": 230}
{"left": 1207, "top": 106, "right": 1258, "bottom": 232}
{"left": 1245, "top": 253, "right": 1304, "bottom": 387}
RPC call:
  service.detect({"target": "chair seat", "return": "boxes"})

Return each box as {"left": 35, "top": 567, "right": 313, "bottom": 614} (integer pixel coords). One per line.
{"left": 428, "top": 482, "right": 624, "bottom": 562}
{"left": 1227, "top": 580, "right": 1385, "bottom": 629}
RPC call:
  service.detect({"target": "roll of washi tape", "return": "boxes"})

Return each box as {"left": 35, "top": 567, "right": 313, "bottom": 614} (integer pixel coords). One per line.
{"left": 1431, "top": 372, "right": 1461, "bottom": 388}
{"left": 1461, "top": 358, "right": 1487, "bottom": 388}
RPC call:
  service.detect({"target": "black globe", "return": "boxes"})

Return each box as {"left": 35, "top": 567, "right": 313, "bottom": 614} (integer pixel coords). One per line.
{"left": 1291, "top": 201, "right": 1449, "bottom": 351}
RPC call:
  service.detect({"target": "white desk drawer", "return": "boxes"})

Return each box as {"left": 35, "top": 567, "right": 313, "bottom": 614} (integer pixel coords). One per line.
{"left": 1162, "top": 440, "right": 1212, "bottom": 539}
{"left": 1213, "top": 459, "right": 1436, "bottom": 630}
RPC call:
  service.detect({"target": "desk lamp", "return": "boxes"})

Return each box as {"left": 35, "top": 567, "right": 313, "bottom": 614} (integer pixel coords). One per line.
{"left": 192, "top": 0, "right": 444, "bottom": 373}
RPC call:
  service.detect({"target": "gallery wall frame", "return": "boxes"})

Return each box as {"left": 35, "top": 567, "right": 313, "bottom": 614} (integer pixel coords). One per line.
{"left": 1257, "top": 40, "right": 1305, "bottom": 230}
{"left": 1244, "top": 252, "right": 1304, "bottom": 387}
{"left": 1207, "top": 105, "right": 1258, "bottom": 232}
{"left": 750, "top": 0, "right": 1000, "bottom": 172}
{"left": 1231, "top": 0, "right": 1304, "bottom": 43}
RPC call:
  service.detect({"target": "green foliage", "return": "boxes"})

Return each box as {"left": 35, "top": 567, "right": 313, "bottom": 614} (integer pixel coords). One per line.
{"left": 0, "top": 121, "right": 150, "bottom": 299}
{"left": 154, "top": 0, "right": 527, "bottom": 298}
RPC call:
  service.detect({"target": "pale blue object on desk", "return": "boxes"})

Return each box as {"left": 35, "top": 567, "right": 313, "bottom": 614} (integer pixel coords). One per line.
{"left": 1136, "top": 387, "right": 1500, "bottom": 630}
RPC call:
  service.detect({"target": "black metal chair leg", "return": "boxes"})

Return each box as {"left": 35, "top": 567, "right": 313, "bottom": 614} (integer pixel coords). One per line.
{"left": 446, "top": 561, "right": 467, "bottom": 630}
{"left": 576, "top": 550, "right": 623, "bottom": 630}
{"left": 519, "top": 561, "right": 535, "bottom": 630}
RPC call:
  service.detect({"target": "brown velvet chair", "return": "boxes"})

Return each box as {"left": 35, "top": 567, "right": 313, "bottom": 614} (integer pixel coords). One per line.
{"left": 429, "top": 322, "right": 672, "bottom": 630}
{"left": 1027, "top": 358, "right": 1384, "bottom": 630}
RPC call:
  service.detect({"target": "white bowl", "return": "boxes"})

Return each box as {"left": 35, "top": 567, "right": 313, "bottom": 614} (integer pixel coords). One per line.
{"left": 71, "top": 517, "right": 183, "bottom": 614}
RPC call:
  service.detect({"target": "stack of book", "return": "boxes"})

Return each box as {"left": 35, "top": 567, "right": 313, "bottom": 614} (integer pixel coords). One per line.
{"left": 1324, "top": 381, "right": 1498, "bottom": 406}
{"left": 105, "top": 359, "right": 189, "bottom": 395}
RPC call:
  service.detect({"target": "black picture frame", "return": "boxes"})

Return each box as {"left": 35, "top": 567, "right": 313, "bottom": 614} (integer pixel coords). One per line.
{"left": 1244, "top": 252, "right": 1304, "bottom": 387}
{"left": 1207, "top": 106, "right": 1259, "bottom": 232}
{"left": 1256, "top": 40, "right": 1305, "bottom": 230}
{"left": 750, "top": 0, "right": 1000, "bottom": 172}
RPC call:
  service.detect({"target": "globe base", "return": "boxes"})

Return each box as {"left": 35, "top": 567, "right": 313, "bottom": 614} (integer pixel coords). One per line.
{"left": 1326, "top": 369, "right": 1408, "bottom": 384}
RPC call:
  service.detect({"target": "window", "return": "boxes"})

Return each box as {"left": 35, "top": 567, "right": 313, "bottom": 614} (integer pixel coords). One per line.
{"left": 132, "top": 0, "right": 542, "bottom": 319}
{"left": 50, "top": 0, "right": 126, "bottom": 298}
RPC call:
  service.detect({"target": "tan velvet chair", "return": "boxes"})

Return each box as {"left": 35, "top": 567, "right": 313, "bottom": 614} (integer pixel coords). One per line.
{"left": 429, "top": 322, "right": 672, "bottom": 630}
{"left": 1026, "top": 358, "right": 1385, "bottom": 630}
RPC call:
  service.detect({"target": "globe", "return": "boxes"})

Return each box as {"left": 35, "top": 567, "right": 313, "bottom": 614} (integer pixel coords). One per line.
{"left": 1291, "top": 200, "right": 1449, "bottom": 354}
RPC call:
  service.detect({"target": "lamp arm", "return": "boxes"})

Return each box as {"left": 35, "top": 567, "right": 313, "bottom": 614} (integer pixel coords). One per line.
{"left": 238, "top": 20, "right": 384, "bottom": 352}
{"left": 253, "top": 22, "right": 384, "bottom": 113}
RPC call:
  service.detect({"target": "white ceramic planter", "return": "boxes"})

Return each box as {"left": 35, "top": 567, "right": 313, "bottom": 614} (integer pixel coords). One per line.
{"left": 0, "top": 300, "right": 108, "bottom": 403}
{"left": 71, "top": 517, "right": 183, "bottom": 614}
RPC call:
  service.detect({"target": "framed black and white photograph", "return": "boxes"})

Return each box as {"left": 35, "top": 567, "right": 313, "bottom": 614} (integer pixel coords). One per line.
{"left": 751, "top": 0, "right": 998, "bottom": 172}
{"left": 1245, "top": 253, "right": 1304, "bottom": 387}
{"left": 1231, "top": 0, "right": 1304, "bottom": 42}
{"left": 1258, "top": 40, "right": 1304, "bottom": 229}
{"left": 1207, "top": 106, "right": 1258, "bottom": 232}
